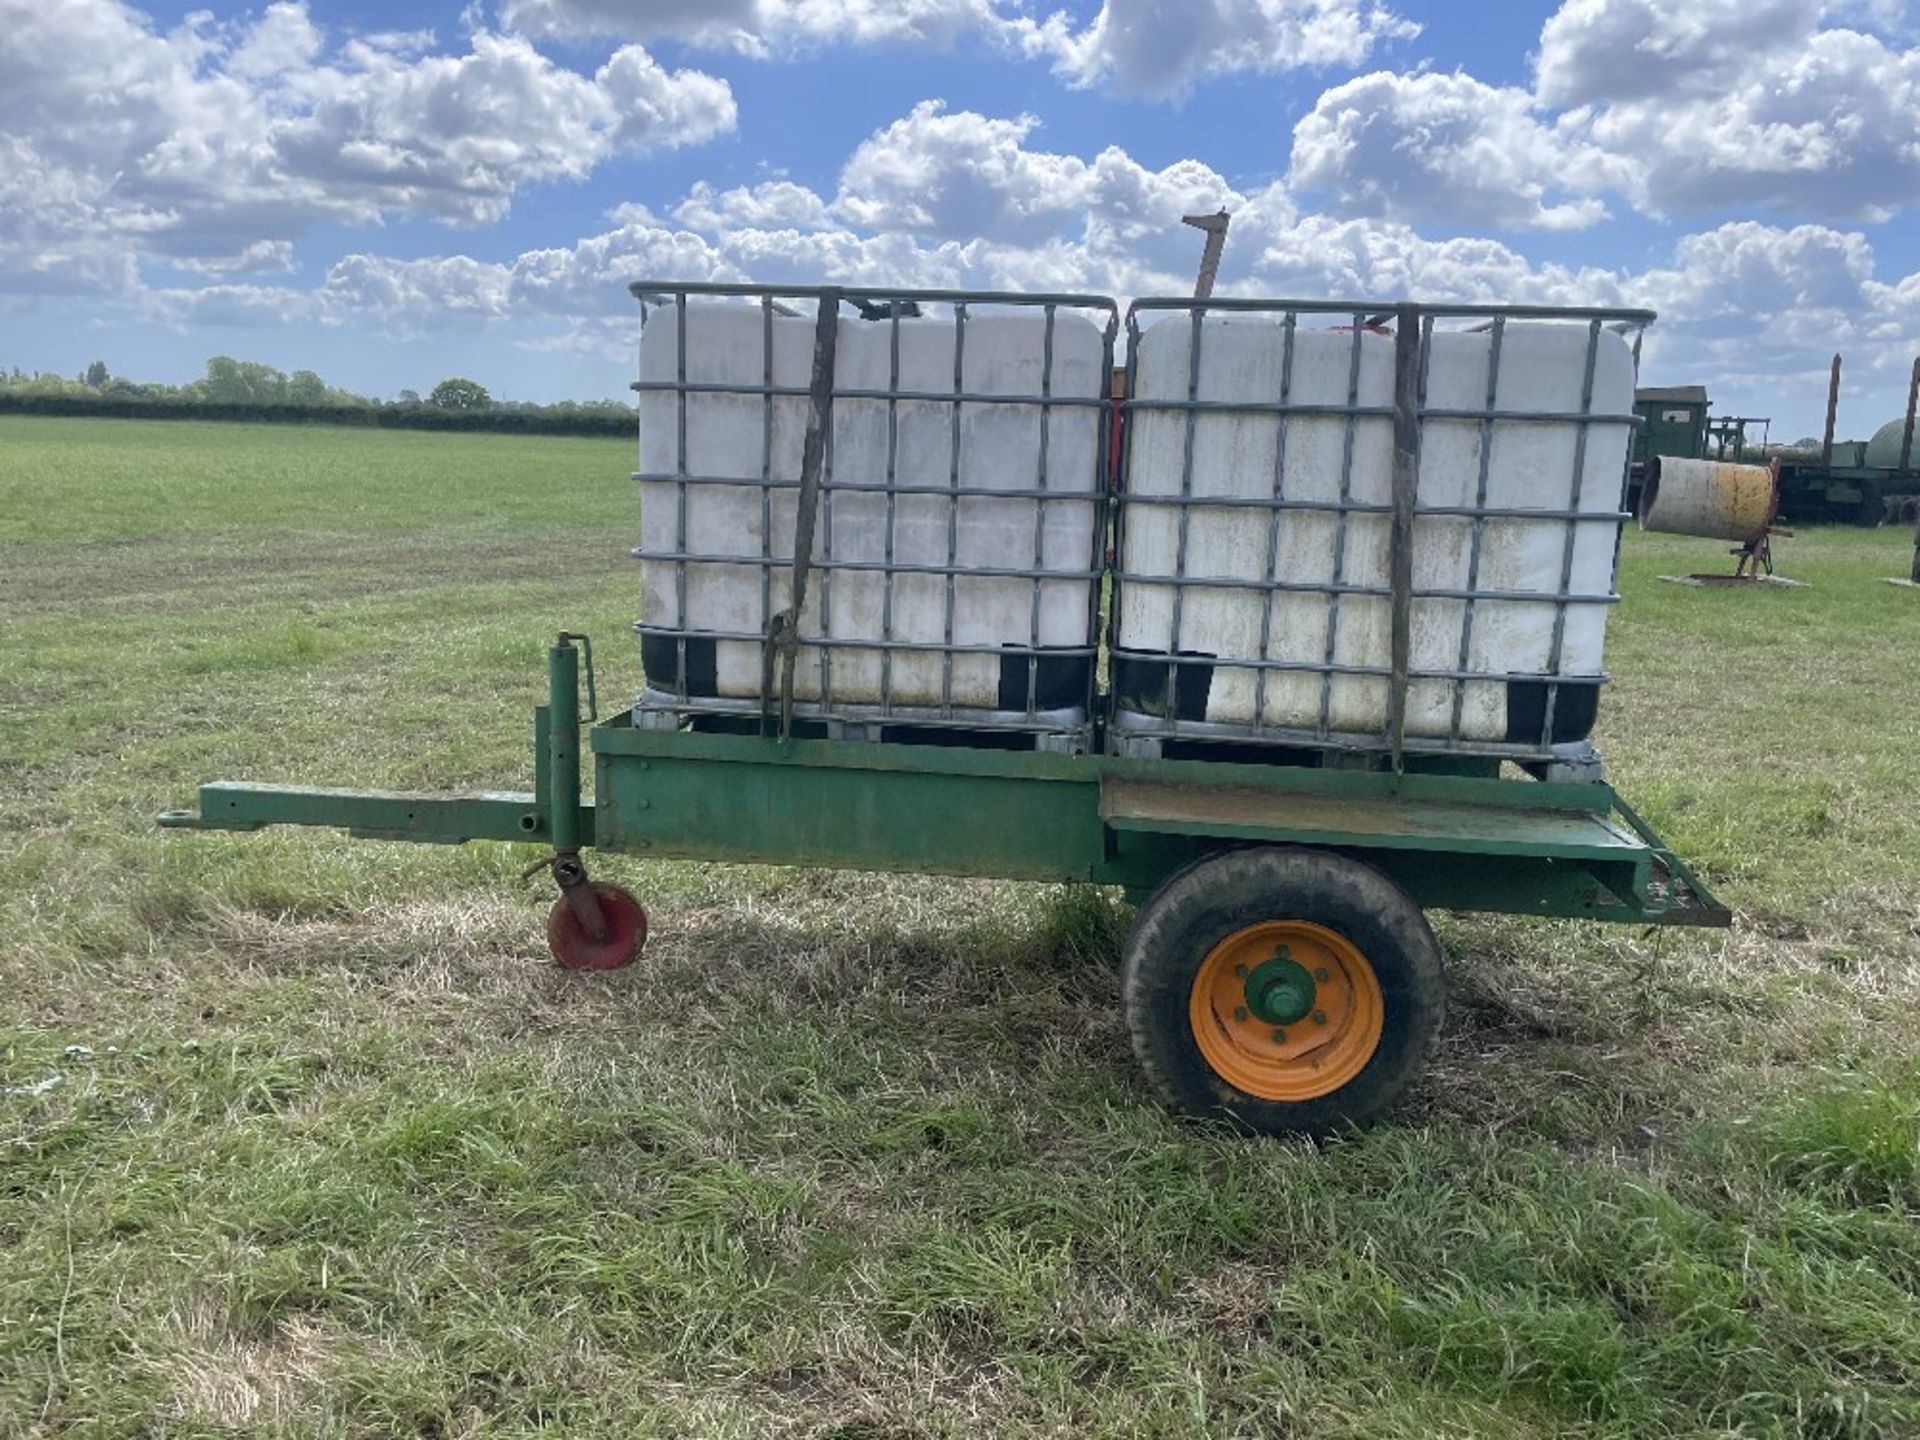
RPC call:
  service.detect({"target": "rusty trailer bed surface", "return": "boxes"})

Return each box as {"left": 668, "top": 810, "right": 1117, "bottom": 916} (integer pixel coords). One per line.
{"left": 1099, "top": 775, "right": 1647, "bottom": 861}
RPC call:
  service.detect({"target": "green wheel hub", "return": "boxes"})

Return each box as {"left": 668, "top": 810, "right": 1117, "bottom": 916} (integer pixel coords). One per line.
{"left": 1243, "top": 955, "right": 1317, "bottom": 1026}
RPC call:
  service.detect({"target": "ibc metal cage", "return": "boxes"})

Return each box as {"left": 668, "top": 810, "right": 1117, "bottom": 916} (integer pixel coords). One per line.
{"left": 629, "top": 281, "right": 1120, "bottom": 751}
{"left": 1107, "top": 296, "right": 1654, "bottom": 768}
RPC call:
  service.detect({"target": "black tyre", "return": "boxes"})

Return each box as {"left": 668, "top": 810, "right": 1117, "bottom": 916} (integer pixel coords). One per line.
{"left": 1122, "top": 846, "right": 1444, "bottom": 1136}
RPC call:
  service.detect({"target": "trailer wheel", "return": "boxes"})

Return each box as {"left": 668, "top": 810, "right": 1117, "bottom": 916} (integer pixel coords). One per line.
{"left": 1123, "top": 847, "right": 1443, "bottom": 1135}
{"left": 546, "top": 883, "right": 648, "bottom": 970}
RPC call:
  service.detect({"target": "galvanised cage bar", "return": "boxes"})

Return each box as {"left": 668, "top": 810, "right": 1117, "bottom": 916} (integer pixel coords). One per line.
{"left": 1107, "top": 296, "right": 1653, "bottom": 768}
{"left": 629, "top": 281, "right": 1120, "bottom": 749}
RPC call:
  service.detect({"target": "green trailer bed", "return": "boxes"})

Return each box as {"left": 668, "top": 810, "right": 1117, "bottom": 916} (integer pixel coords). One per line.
{"left": 167, "top": 711, "right": 1714, "bottom": 928}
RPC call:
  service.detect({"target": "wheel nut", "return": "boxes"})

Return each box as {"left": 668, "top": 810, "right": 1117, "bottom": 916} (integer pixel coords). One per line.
{"left": 1272, "top": 1029, "right": 1287, "bottom": 1044}
{"left": 1312, "top": 1010, "right": 1327, "bottom": 1026}
{"left": 1234, "top": 1006, "right": 1249, "bottom": 1022}
{"left": 1314, "top": 967, "right": 1330, "bottom": 982}
{"left": 1234, "top": 964, "right": 1248, "bottom": 978}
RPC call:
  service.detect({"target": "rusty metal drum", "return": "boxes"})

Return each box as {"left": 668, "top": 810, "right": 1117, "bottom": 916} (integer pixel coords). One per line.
{"left": 1638, "top": 457, "right": 1777, "bottom": 543}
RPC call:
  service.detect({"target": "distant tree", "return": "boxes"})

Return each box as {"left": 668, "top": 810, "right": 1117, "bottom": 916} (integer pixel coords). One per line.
{"left": 396, "top": 388, "right": 421, "bottom": 405}
{"left": 287, "top": 369, "right": 329, "bottom": 406}
{"left": 5, "top": 369, "right": 90, "bottom": 397}
{"left": 84, "top": 360, "right": 109, "bottom": 388}
{"left": 429, "top": 376, "right": 491, "bottom": 411}
{"left": 199, "top": 356, "right": 289, "bottom": 405}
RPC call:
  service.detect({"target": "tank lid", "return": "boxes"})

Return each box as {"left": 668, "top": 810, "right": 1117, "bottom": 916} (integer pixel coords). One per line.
{"left": 1864, "top": 416, "right": 1915, "bottom": 469}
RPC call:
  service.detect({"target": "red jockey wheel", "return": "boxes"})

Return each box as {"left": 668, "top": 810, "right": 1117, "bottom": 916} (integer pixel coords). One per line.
{"left": 545, "top": 883, "right": 648, "bottom": 970}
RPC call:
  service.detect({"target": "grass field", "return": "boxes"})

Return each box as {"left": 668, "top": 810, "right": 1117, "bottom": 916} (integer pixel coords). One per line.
{"left": 4, "top": 414, "right": 1920, "bottom": 1438}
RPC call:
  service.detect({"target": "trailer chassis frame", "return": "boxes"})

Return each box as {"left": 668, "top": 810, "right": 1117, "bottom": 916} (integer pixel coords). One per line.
{"left": 160, "top": 639, "right": 1727, "bottom": 930}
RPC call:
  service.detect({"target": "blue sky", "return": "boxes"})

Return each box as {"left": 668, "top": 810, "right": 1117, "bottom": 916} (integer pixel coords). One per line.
{"left": 4, "top": 0, "right": 1919, "bottom": 436}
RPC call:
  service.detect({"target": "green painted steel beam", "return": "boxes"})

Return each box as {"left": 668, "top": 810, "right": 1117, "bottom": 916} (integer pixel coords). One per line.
{"left": 596, "top": 742, "right": 1103, "bottom": 881}
{"left": 155, "top": 699, "right": 1726, "bottom": 928}
{"left": 547, "top": 639, "right": 594, "bottom": 854}
{"left": 585, "top": 719, "right": 1725, "bottom": 926}
{"left": 158, "top": 782, "right": 586, "bottom": 847}
{"left": 591, "top": 720, "right": 1617, "bottom": 816}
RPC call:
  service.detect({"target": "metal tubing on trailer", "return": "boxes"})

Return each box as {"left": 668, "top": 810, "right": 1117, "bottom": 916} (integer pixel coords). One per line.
{"left": 630, "top": 282, "right": 1120, "bottom": 743}
{"left": 1107, "top": 295, "right": 1654, "bottom": 765}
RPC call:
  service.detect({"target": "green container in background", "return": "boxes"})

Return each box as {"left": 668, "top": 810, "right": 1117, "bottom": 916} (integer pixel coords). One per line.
{"left": 1633, "top": 385, "right": 1710, "bottom": 467}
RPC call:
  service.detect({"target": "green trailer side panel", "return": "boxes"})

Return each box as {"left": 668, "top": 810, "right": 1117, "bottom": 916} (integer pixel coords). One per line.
{"left": 591, "top": 721, "right": 1616, "bottom": 814}
{"left": 582, "top": 722, "right": 1723, "bottom": 924}
{"left": 598, "top": 745, "right": 1105, "bottom": 880}
{"left": 157, "top": 704, "right": 1725, "bottom": 928}
{"left": 1351, "top": 851, "right": 1647, "bottom": 922}
{"left": 1096, "top": 829, "right": 1654, "bottom": 922}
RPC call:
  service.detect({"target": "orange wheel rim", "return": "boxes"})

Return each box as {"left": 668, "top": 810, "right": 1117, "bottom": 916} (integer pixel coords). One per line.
{"left": 1189, "top": 920, "right": 1383, "bottom": 1102}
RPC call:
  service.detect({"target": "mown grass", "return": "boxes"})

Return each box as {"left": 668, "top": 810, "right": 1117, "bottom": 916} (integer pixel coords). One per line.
{"left": 3, "top": 415, "right": 1919, "bottom": 1437}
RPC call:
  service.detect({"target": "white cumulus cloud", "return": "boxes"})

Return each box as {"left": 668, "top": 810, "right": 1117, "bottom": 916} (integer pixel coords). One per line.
{"left": 510, "top": 224, "right": 738, "bottom": 321}
{"left": 1536, "top": 0, "right": 1920, "bottom": 220}
{"left": 319, "top": 254, "right": 515, "bottom": 332}
{"left": 1036, "top": 0, "right": 1421, "bottom": 100}
{"left": 673, "top": 181, "right": 836, "bottom": 233}
{"left": 500, "top": 0, "right": 1017, "bottom": 54}
{"left": 1289, "top": 71, "right": 1622, "bottom": 231}
{"left": 144, "top": 282, "right": 317, "bottom": 328}
{"left": 500, "top": 0, "right": 1419, "bottom": 100}
{"left": 832, "top": 102, "right": 1242, "bottom": 243}
{"left": 1268, "top": 1, "right": 1920, "bottom": 234}
{"left": 0, "top": 0, "right": 737, "bottom": 282}
{"left": 1534, "top": 0, "right": 1826, "bottom": 108}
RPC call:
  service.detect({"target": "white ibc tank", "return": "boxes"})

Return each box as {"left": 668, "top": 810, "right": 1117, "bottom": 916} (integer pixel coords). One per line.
{"left": 1115, "top": 316, "right": 1635, "bottom": 747}
{"left": 637, "top": 302, "right": 1106, "bottom": 723}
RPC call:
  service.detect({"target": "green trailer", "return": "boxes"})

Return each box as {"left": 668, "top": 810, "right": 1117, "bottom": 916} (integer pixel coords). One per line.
{"left": 1768, "top": 414, "right": 1920, "bottom": 524}
{"left": 1773, "top": 460, "right": 1910, "bottom": 525}
{"left": 1628, "top": 376, "right": 1920, "bottom": 527}
{"left": 159, "top": 285, "right": 1728, "bottom": 1137}
{"left": 159, "top": 633, "right": 1725, "bottom": 1136}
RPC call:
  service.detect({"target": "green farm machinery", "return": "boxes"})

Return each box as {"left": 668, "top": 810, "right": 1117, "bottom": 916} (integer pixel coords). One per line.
{"left": 1629, "top": 354, "right": 1920, "bottom": 527}
{"left": 161, "top": 283, "right": 1729, "bottom": 1136}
